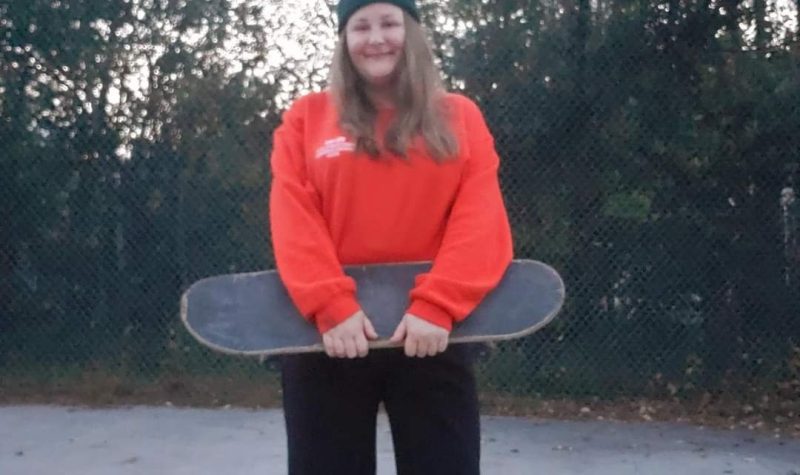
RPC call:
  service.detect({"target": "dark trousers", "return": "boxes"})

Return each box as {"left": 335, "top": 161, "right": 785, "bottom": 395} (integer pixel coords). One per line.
{"left": 280, "top": 345, "right": 481, "bottom": 475}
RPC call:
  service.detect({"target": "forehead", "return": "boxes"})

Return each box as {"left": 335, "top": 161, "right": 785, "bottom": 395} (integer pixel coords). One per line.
{"left": 348, "top": 3, "right": 404, "bottom": 22}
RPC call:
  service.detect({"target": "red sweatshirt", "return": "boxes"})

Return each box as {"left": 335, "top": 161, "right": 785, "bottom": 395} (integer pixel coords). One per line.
{"left": 269, "top": 90, "right": 513, "bottom": 334}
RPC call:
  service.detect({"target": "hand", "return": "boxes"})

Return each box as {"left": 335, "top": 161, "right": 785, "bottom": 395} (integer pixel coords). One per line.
{"left": 389, "top": 313, "right": 449, "bottom": 358}
{"left": 322, "top": 310, "right": 379, "bottom": 359}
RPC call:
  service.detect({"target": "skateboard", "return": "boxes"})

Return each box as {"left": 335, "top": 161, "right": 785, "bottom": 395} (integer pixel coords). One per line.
{"left": 180, "top": 259, "right": 565, "bottom": 356}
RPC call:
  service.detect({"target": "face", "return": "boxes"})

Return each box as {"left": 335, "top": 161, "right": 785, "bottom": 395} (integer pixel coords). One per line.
{"left": 345, "top": 3, "right": 406, "bottom": 88}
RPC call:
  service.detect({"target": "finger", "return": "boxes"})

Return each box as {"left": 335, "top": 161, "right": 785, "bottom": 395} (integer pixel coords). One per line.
{"left": 390, "top": 320, "right": 407, "bottom": 343}
{"left": 427, "top": 339, "right": 439, "bottom": 357}
{"left": 345, "top": 338, "right": 358, "bottom": 359}
{"left": 355, "top": 334, "right": 369, "bottom": 358}
{"left": 333, "top": 338, "right": 346, "bottom": 358}
{"left": 438, "top": 336, "right": 448, "bottom": 354}
{"left": 363, "top": 318, "right": 379, "bottom": 340}
{"left": 323, "top": 334, "right": 335, "bottom": 358}
{"left": 417, "top": 339, "right": 431, "bottom": 358}
{"left": 404, "top": 334, "right": 417, "bottom": 358}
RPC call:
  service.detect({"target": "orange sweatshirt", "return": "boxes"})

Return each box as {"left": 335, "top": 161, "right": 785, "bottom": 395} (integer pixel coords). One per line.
{"left": 269, "top": 90, "right": 513, "bottom": 334}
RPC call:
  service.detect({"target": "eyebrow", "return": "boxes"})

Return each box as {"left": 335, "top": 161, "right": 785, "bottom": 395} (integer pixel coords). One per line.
{"left": 353, "top": 14, "right": 401, "bottom": 22}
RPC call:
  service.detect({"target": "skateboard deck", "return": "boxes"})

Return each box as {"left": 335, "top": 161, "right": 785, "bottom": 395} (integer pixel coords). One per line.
{"left": 181, "top": 259, "right": 565, "bottom": 356}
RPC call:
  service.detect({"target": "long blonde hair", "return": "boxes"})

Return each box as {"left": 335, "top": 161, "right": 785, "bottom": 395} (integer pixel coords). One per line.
{"left": 329, "top": 12, "right": 458, "bottom": 161}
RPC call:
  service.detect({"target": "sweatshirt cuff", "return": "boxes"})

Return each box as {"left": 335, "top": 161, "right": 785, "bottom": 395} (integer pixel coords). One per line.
{"left": 408, "top": 299, "right": 453, "bottom": 332}
{"left": 315, "top": 293, "right": 361, "bottom": 334}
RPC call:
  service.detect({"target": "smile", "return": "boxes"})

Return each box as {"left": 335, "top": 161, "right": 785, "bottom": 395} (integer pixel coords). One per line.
{"left": 363, "top": 52, "right": 395, "bottom": 59}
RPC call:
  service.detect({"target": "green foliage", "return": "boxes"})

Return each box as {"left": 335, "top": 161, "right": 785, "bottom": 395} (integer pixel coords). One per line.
{"left": 2, "top": 0, "right": 799, "bottom": 399}
{"left": 602, "top": 191, "right": 652, "bottom": 222}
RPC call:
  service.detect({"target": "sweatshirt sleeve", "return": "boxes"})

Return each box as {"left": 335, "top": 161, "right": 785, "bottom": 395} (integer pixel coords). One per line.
{"left": 269, "top": 96, "right": 361, "bottom": 334}
{"left": 407, "top": 97, "right": 514, "bottom": 331}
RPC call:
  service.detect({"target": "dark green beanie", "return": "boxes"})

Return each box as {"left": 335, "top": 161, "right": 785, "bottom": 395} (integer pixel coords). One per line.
{"left": 337, "top": 0, "right": 420, "bottom": 33}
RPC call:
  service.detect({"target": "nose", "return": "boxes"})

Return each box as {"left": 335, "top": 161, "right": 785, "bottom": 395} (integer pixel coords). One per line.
{"left": 367, "top": 27, "right": 384, "bottom": 45}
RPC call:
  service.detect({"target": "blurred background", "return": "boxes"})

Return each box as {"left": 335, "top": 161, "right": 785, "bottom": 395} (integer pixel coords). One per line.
{"left": 1, "top": 0, "right": 798, "bottom": 434}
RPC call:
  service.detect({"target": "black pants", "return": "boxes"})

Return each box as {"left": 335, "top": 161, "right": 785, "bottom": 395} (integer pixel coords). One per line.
{"left": 280, "top": 345, "right": 481, "bottom": 475}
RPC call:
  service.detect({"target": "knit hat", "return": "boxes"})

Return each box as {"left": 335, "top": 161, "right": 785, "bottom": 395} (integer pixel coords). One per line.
{"left": 337, "top": 0, "right": 420, "bottom": 33}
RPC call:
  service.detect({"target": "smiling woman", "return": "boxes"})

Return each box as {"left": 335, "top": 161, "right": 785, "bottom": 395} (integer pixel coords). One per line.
{"left": 345, "top": 4, "right": 406, "bottom": 88}
{"left": 330, "top": 2, "right": 458, "bottom": 159}
{"left": 268, "top": 1, "right": 514, "bottom": 473}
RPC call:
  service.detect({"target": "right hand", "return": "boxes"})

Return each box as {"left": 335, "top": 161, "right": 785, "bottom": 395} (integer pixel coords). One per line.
{"left": 322, "top": 310, "right": 379, "bottom": 359}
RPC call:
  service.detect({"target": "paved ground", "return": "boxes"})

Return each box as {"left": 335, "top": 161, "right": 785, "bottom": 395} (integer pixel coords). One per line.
{"left": 1, "top": 405, "right": 799, "bottom": 474}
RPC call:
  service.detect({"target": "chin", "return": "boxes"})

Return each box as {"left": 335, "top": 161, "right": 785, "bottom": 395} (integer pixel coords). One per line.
{"left": 369, "top": 71, "right": 393, "bottom": 81}
{"left": 366, "top": 74, "right": 396, "bottom": 87}
{"left": 359, "top": 67, "right": 393, "bottom": 83}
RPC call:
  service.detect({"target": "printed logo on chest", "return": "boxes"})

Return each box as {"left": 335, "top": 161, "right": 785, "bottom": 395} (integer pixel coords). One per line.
{"left": 315, "top": 136, "right": 355, "bottom": 159}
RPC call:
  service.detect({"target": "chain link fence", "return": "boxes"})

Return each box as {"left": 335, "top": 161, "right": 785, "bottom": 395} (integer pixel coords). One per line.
{"left": 2, "top": 0, "right": 800, "bottom": 423}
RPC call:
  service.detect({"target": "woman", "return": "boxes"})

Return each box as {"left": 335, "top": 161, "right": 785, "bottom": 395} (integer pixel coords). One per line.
{"left": 269, "top": 1, "right": 513, "bottom": 473}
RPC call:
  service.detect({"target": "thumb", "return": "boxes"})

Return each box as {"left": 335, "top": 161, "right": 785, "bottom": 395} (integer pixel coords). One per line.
{"left": 363, "top": 317, "right": 379, "bottom": 340}
{"left": 389, "top": 318, "right": 407, "bottom": 343}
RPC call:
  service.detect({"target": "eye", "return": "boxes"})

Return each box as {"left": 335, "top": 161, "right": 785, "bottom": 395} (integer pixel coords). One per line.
{"left": 382, "top": 21, "right": 400, "bottom": 28}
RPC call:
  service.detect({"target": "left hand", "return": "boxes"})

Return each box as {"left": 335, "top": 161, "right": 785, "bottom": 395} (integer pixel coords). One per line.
{"left": 389, "top": 313, "right": 449, "bottom": 358}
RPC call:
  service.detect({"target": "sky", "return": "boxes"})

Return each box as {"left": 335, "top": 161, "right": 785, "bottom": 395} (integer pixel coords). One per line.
{"left": 98, "top": 0, "right": 798, "bottom": 158}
